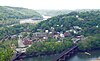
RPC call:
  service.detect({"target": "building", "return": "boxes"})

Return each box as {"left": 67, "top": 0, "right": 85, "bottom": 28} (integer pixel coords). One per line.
{"left": 64, "top": 32, "right": 71, "bottom": 37}
{"left": 32, "top": 32, "right": 47, "bottom": 38}
{"left": 18, "top": 35, "right": 25, "bottom": 48}
{"left": 60, "top": 33, "right": 65, "bottom": 38}
{"left": 16, "top": 35, "right": 32, "bottom": 53}
{"left": 23, "top": 38, "right": 33, "bottom": 46}
{"left": 32, "top": 32, "right": 48, "bottom": 41}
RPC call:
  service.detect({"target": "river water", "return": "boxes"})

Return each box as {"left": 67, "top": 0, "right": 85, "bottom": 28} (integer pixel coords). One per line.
{"left": 23, "top": 50, "right": 100, "bottom": 61}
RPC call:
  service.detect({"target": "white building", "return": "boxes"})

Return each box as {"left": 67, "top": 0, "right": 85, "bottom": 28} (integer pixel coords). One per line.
{"left": 60, "top": 33, "right": 64, "bottom": 38}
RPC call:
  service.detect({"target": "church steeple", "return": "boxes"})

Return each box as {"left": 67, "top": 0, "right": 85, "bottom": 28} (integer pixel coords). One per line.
{"left": 18, "top": 34, "right": 25, "bottom": 48}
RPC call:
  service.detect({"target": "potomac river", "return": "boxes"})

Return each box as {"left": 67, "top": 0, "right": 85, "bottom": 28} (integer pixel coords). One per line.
{"left": 23, "top": 50, "right": 100, "bottom": 61}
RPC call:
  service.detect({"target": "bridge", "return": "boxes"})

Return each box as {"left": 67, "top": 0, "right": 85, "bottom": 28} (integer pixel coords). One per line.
{"left": 52, "top": 37, "right": 81, "bottom": 61}
{"left": 53, "top": 45, "right": 78, "bottom": 61}
{"left": 12, "top": 53, "right": 23, "bottom": 61}
{"left": 53, "top": 38, "right": 82, "bottom": 61}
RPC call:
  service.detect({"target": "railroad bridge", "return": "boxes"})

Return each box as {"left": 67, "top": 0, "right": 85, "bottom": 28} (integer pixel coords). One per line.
{"left": 12, "top": 53, "right": 24, "bottom": 61}
{"left": 53, "top": 37, "right": 81, "bottom": 61}
{"left": 53, "top": 45, "right": 78, "bottom": 61}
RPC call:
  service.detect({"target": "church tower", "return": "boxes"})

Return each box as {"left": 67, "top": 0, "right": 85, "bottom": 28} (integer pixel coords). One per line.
{"left": 18, "top": 35, "right": 25, "bottom": 48}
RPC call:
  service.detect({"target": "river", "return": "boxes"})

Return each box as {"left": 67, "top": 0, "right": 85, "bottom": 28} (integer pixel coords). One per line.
{"left": 23, "top": 50, "right": 100, "bottom": 61}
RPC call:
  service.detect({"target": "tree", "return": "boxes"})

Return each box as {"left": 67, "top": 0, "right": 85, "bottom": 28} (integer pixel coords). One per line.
{"left": 0, "top": 43, "right": 13, "bottom": 61}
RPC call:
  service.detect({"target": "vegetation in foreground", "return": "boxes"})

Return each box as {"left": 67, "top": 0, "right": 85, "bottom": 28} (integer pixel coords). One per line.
{"left": 0, "top": 42, "right": 14, "bottom": 61}
{"left": 26, "top": 38, "right": 73, "bottom": 56}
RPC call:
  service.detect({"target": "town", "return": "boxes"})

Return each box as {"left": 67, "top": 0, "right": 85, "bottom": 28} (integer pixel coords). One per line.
{"left": 0, "top": 3, "right": 100, "bottom": 61}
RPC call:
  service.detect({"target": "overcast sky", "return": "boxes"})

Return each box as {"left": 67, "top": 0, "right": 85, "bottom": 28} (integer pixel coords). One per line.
{"left": 0, "top": 0, "right": 100, "bottom": 10}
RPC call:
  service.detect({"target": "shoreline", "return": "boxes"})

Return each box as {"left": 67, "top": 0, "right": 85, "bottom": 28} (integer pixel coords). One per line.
{"left": 16, "top": 48, "right": 100, "bottom": 60}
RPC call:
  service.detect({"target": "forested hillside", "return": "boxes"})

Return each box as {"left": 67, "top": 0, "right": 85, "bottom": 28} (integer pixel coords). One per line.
{"left": 0, "top": 6, "right": 42, "bottom": 20}
{"left": 36, "top": 10, "right": 100, "bottom": 36}
{"left": 1, "top": 10, "right": 99, "bottom": 40}
{"left": 0, "top": 6, "right": 43, "bottom": 27}
{"left": 0, "top": 23, "right": 35, "bottom": 40}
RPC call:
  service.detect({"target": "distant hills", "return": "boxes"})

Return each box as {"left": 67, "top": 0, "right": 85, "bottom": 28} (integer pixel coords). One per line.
{"left": 0, "top": 6, "right": 42, "bottom": 21}
{"left": 36, "top": 10, "right": 72, "bottom": 17}
{"left": 36, "top": 9, "right": 100, "bottom": 17}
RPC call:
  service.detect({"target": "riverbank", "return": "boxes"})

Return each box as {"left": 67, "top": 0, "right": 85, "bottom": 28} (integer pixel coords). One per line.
{"left": 25, "top": 39, "right": 73, "bottom": 56}
{"left": 20, "top": 19, "right": 43, "bottom": 24}
{"left": 16, "top": 41, "right": 73, "bottom": 59}
{"left": 77, "top": 35, "right": 100, "bottom": 51}
{"left": 15, "top": 35, "right": 100, "bottom": 61}
{"left": 91, "top": 59, "right": 100, "bottom": 61}
{"left": 17, "top": 45, "right": 100, "bottom": 60}
{"left": 68, "top": 50, "right": 100, "bottom": 61}
{"left": 23, "top": 50, "right": 100, "bottom": 61}
{"left": 15, "top": 43, "right": 100, "bottom": 61}
{"left": 23, "top": 54, "right": 58, "bottom": 61}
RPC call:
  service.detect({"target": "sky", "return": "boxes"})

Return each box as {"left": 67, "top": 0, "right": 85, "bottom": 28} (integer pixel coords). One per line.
{"left": 0, "top": 0, "right": 100, "bottom": 10}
